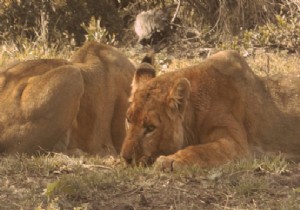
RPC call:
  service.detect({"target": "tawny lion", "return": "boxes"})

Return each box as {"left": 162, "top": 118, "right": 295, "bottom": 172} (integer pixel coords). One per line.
{"left": 0, "top": 41, "right": 135, "bottom": 155}
{"left": 121, "top": 50, "right": 300, "bottom": 170}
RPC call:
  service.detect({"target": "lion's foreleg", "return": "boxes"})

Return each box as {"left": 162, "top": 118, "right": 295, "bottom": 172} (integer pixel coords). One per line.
{"left": 155, "top": 114, "right": 249, "bottom": 170}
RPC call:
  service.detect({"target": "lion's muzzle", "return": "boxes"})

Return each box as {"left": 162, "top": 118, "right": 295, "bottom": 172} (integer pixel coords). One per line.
{"left": 121, "top": 140, "right": 155, "bottom": 166}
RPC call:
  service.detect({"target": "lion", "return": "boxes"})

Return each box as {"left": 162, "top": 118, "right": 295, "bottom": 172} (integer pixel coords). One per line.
{"left": 120, "top": 50, "right": 300, "bottom": 170}
{"left": 0, "top": 41, "right": 135, "bottom": 155}
{"left": 0, "top": 59, "right": 83, "bottom": 153}
{"left": 67, "top": 41, "right": 135, "bottom": 155}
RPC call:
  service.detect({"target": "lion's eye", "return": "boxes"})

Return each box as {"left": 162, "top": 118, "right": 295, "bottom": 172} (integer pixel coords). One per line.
{"left": 145, "top": 125, "right": 156, "bottom": 134}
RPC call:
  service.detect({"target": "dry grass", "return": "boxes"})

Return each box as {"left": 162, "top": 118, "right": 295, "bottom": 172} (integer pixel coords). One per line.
{"left": 0, "top": 153, "right": 299, "bottom": 210}
{"left": 0, "top": 41, "right": 73, "bottom": 67}
{"left": 246, "top": 50, "right": 300, "bottom": 77}
{"left": 157, "top": 48, "right": 300, "bottom": 78}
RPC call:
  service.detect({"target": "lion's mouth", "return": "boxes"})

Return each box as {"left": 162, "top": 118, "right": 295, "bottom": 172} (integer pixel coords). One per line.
{"left": 136, "top": 151, "right": 170, "bottom": 166}
{"left": 123, "top": 155, "right": 156, "bottom": 167}
{"left": 122, "top": 149, "right": 165, "bottom": 167}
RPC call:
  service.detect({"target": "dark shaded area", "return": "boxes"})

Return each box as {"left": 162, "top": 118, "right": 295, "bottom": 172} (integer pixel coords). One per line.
{"left": 0, "top": 0, "right": 123, "bottom": 45}
{"left": 0, "top": 0, "right": 298, "bottom": 50}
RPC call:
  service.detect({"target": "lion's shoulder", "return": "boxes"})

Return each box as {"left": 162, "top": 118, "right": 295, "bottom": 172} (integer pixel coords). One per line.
{"left": 71, "top": 41, "right": 134, "bottom": 68}
{"left": 206, "top": 50, "right": 253, "bottom": 78}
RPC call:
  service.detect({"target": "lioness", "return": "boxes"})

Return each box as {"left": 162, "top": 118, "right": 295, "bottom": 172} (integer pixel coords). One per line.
{"left": 0, "top": 41, "right": 135, "bottom": 155}
{"left": 68, "top": 42, "right": 135, "bottom": 155}
{"left": 0, "top": 59, "right": 83, "bottom": 153}
{"left": 121, "top": 50, "right": 300, "bottom": 170}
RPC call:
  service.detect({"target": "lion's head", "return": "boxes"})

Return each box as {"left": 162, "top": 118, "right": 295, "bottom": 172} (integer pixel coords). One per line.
{"left": 121, "top": 55, "right": 191, "bottom": 166}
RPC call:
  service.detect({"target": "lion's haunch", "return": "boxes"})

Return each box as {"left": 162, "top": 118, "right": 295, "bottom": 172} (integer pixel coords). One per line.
{"left": 0, "top": 41, "right": 135, "bottom": 155}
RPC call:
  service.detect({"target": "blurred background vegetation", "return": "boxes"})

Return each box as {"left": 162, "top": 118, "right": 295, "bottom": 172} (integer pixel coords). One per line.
{"left": 0, "top": 0, "right": 299, "bottom": 52}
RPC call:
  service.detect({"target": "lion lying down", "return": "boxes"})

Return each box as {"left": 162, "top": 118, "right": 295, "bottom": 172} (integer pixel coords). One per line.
{"left": 0, "top": 41, "right": 135, "bottom": 155}
{"left": 121, "top": 50, "right": 300, "bottom": 170}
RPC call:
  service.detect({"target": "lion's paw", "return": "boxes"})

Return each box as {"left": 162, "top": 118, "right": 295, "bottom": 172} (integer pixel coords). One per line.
{"left": 154, "top": 155, "right": 184, "bottom": 172}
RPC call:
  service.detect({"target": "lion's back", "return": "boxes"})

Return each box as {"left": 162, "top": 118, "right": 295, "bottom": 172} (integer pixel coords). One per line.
{"left": 206, "top": 51, "right": 300, "bottom": 158}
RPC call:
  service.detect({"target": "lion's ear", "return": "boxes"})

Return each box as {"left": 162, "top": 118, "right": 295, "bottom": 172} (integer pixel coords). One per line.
{"left": 131, "top": 61, "right": 156, "bottom": 96}
{"left": 168, "top": 78, "right": 191, "bottom": 116}
{"left": 134, "top": 63, "right": 156, "bottom": 84}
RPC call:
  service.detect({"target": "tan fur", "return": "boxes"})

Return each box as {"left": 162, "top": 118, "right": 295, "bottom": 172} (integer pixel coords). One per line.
{"left": 121, "top": 50, "right": 300, "bottom": 170}
{"left": 0, "top": 59, "right": 83, "bottom": 153}
{"left": 0, "top": 41, "right": 135, "bottom": 155}
{"left": 68, "top": 42, "right": 135, "bottom": 155}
